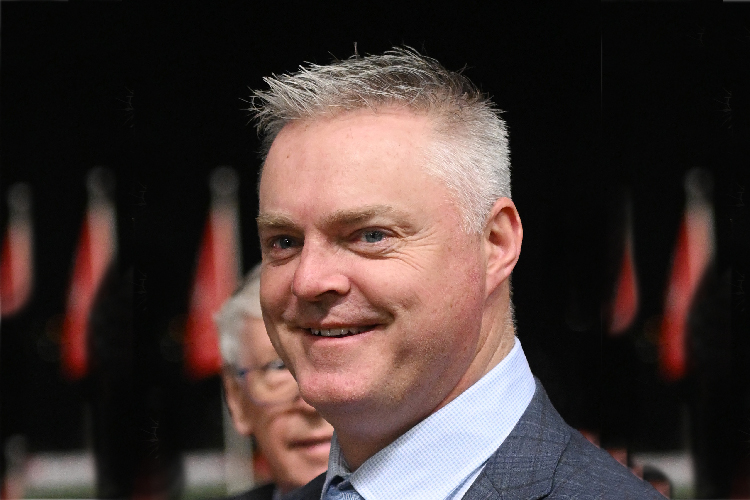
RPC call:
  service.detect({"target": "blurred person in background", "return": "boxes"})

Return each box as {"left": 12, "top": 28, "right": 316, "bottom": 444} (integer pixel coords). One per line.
{"left": 215, "top": 264, "right": 333, "bottom": 500}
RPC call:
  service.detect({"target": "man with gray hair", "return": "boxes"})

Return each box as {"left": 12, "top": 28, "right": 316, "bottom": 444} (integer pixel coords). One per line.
{"left": 216, "top": 264, "right": 333, "bottom": 500}
{"left": 250, "top": 48, "right": 661, "bottom": 499}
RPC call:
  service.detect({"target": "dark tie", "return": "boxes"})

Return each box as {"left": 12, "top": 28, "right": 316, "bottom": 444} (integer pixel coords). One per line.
{"left": 324, "top": 476, "right": 365, "bottom": 500}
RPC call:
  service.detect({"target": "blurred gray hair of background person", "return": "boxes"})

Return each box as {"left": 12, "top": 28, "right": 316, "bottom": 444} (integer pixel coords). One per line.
{"left": 215, "top": 264, "right": 263, "bottom": 369}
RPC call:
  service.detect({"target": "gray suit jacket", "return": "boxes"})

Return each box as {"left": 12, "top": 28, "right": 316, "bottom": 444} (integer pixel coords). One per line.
{"left": 282, "top": 379, "right": 663, "bottom": 499}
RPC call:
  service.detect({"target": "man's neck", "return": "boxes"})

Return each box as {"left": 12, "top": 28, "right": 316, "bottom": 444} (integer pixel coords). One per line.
{"left": 334, "top": 338, "right": 516, "bottom": 469}
{"left": 330, "top": 394, "right": 438, "bottom": 470}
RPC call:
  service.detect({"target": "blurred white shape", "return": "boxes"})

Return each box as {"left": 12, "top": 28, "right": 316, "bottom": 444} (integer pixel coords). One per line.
{"left": 632, "top": 451, "right": 695, "bottom": 495}
{"left": 24, "top": 451, "right": 229, "bottom": 493}
{"left": 25, "top": 452, "right": 94, "bottom": 489}
{"left": 183, "top": 452, "right": 227, "bottom": 488}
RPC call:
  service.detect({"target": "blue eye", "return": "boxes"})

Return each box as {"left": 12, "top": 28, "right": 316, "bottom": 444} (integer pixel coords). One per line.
{"left": 363, "top": 230, "right": 385, "bottom": 243}
{"left": 275, "top": 236, "right": 296, "bottom": 249}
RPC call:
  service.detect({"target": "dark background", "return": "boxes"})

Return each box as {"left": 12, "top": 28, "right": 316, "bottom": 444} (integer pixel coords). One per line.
{"left": 1, "top": 1, "right": 748, "bottom": 497}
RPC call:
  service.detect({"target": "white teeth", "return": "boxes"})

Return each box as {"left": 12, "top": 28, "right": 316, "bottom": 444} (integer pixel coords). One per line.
{"left": 310, "top": 326, "right": 367, "bottom": 337}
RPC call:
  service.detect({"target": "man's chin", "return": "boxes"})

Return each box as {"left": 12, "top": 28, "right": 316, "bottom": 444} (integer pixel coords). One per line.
{"left": 299, "top": 383, "right": 369, "bottom": 414}
{"left": 296, "top": 366, "right": 398, "bottom": 422}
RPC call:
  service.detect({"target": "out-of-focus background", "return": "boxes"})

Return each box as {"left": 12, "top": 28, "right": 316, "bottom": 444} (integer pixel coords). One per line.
{"left": 1, "top": 2, "right": 748, "bottom": 499}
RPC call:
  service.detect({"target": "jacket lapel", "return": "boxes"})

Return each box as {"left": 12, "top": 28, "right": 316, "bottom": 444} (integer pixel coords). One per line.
{"left": 462, "top": 378, "right": 570, "bottom": 500}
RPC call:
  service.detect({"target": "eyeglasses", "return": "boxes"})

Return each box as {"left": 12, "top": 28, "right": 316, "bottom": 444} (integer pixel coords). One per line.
{"left": 231, "top": 358, "right": 300, "bottom": 405}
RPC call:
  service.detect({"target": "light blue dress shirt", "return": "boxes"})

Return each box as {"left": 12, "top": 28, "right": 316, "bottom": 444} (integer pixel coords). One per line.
{"left": 321, "top": 337, "right": 536, "bottom": 500}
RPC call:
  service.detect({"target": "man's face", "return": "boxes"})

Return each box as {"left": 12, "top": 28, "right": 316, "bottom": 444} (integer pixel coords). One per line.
{"left": 224, "top": 317, "right": 333, "bottom": 493}
{"left": 257, "top": 109, "right": 491, "bottom": 438}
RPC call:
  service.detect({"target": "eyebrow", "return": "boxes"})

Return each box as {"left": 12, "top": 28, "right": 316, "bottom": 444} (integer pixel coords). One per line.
{"left": 322, "top": 205, "right": 404, "bottom": 227}
{"left": 256, "top": 212, "right": 298, "bottom": 231}
{"left": 256, "top": 205, "right": 408, "bottom": 231}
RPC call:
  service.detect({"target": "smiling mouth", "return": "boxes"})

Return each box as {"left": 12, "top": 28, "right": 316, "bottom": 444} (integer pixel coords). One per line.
{"left": 309, "top": 326, "right": 372, "bottom": 338}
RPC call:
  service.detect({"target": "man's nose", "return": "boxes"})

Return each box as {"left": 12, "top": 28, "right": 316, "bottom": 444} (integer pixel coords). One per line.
{"left": 291, "top": 240, "right": 350, "bottom": 301}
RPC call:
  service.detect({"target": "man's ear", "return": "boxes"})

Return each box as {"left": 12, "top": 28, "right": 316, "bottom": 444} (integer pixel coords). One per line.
{"left": 222, "top": 372, "right": 254, "bottom": 437}
{"left": 483, "top": 197, "right": 523, "bottom": 298}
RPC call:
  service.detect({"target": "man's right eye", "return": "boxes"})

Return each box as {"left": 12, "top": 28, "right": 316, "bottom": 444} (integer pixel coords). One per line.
{"left": 272, "top": 236, "right": 298, "bottom": 250}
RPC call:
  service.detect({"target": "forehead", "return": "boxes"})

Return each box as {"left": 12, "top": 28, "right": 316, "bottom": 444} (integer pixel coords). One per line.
{"left": 258, "top": 109, "right": 447, "bottom": 217}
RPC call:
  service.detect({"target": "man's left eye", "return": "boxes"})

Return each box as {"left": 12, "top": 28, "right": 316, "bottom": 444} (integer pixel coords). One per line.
{"left": 362, "top": 230, "right": 385, "bottom": 243}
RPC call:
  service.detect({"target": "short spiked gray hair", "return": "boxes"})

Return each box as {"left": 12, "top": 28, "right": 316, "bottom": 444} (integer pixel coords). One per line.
{"left": 248, "top": 47, "right": 511, "bottom": 233}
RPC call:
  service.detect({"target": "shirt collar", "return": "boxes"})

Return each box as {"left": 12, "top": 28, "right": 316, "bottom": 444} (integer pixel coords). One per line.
{"left": 321, "top": 337, "right": 535, "bottom": 500}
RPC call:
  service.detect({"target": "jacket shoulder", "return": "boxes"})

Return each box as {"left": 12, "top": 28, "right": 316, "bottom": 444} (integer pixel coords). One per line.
{"left": 548, "top": 430, "right": 665, "bottom": 499}
{"left": 468, "top": 379, "right": 663, "bottom": 499}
